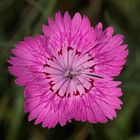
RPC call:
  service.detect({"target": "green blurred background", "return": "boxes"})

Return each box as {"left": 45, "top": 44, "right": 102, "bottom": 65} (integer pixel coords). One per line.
{"left": 0, "top": 0, "right": 140, "bottom": 140}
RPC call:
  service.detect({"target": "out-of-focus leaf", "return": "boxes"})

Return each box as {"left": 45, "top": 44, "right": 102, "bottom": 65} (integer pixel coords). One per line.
{"left": 33, "top": 0, "right": 57, "bottom": 34}
{"left": 0, "top": 94, "right": 9, "bottom": 122}
{"left": 6, "top": 87, "right": 24, "bottom": 140}
{"left": 128, "top": 135, "right": 140, "bottom": 140}
{"left": 105, "top": 93, "right": 140, "bottom": 140}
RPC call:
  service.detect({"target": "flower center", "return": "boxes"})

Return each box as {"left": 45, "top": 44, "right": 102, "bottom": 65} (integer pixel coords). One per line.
{"left": 64, "top": 70, "right": 73, "bottom": 79}
{"left": 64, "top": 69, "right": 80, "bottom": 80}
{"left": 44, "top": 47, "right": 101, "bottom": 97}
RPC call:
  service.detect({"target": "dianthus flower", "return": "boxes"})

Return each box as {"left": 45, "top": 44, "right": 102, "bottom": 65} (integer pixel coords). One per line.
{"left": 8, "top": 12, "right": 128, "bottom": 128}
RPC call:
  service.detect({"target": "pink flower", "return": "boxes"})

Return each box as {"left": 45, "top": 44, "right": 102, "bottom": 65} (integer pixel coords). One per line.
{"left": 8, "top": 12, "right": 128, "bottom": 128}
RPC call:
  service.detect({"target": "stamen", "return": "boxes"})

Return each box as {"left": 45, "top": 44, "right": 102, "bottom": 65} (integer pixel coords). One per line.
{"left": 85, "top": 73, "right": 103, "bottom": 78}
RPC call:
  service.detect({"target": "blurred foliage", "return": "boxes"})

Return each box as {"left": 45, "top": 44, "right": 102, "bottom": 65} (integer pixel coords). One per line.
{"left": 0, "top": 0, "right": 140, "bottom": 140}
